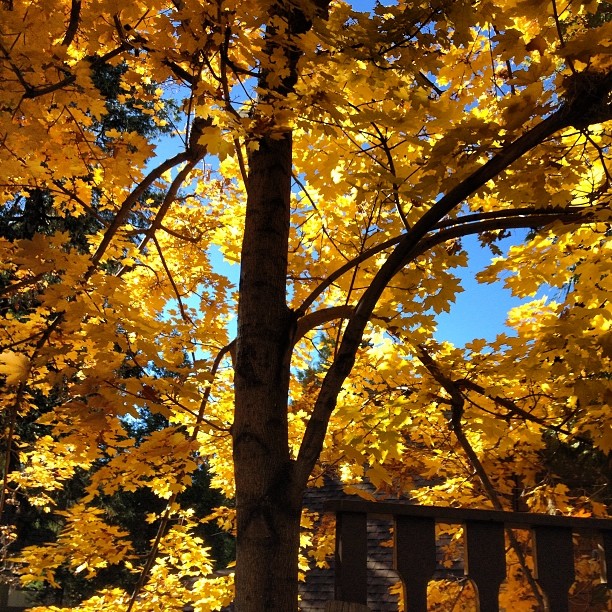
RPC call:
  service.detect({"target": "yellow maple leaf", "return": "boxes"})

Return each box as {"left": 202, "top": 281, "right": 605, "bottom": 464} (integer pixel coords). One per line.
{"left": 0, "top": 351, "right": 30, "bottom": 386}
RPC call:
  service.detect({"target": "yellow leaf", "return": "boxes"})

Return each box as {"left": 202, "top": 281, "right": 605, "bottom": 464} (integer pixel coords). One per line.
{"left": 0, "top": 351, "right": 30, "bottom": 385}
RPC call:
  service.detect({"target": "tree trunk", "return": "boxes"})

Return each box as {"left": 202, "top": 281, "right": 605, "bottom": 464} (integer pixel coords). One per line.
{"left": 233, "top": 132, "right": 301, "bottom": 611}
{"left": 232, "top": 3, "right": 329, "bottom": 609}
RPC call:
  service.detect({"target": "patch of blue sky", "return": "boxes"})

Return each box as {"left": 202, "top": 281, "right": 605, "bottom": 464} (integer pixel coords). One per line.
{"left": 434, "top": 232, "right": 533, "bottom": 347}
{"left": 434, "top": 230, "right": 558, "bottom": 347}
{"left": 149, "top": 0, "right": 553, "bottom": 352}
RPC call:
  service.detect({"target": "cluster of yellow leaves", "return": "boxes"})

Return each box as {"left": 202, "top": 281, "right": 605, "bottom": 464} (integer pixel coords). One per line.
{"left": 17, "top": 504, "right": 134, "bottom": 587}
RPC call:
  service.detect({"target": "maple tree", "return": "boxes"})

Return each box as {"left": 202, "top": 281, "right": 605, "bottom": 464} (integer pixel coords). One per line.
{"left": 0, "top": 58, "right": 232, "bottom": 606}
{"left": 0, "top": 0, "right": 611, "bottom": 610}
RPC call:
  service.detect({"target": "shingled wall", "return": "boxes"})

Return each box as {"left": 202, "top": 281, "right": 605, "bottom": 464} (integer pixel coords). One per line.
{"left": 299, "top": 478, "right": 403, "bottom": 612}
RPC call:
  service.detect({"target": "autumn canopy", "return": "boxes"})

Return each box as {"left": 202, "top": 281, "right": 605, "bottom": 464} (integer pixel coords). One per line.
{"left": 0, "top": 0, "right": 610, "bottom": 610}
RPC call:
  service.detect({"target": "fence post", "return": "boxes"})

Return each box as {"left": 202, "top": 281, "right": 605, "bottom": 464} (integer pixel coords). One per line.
{"left": 334, "top": 511, "right": 368, "bottom": 605}
{"left": 532, "top": 525, "right": 574, "bottom": 612}
{"left": 464, "top": 520, "right": 506, "bottom": 611}
{"left": 394, "top": 515, "right": 436, "bottom": 611}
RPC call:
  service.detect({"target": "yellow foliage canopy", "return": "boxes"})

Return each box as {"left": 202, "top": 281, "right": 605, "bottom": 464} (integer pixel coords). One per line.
{"left": 0, "top": 0, "right": 610, "bottom": 610}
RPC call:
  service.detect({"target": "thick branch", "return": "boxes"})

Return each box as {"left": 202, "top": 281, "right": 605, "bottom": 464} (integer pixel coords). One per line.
{"left": 293, "top": 305, "right": 354, "bottom": 344}
{"left": 294, "top": 98, "right": 599, "bottom": 486}
{"left": 61, "top": 0, "right": 81, "bottom": 47}
{"left": 296, "top": 205, "right": 596, "bottom": 317}
{"left": 291, "top": 210, "right": 595, "bottom": 345}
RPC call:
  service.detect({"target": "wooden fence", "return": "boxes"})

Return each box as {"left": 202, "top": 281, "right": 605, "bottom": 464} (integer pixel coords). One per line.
{"left": 326, "top": 501, "right": 612, "bottom": 612}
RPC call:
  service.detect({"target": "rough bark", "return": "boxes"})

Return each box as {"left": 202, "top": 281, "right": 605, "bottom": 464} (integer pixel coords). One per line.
{"left": 233, "top": 131, "right": 300, "bottom": 611}
{"left": 232, "top": 3, "right": 329, "bottom": 610}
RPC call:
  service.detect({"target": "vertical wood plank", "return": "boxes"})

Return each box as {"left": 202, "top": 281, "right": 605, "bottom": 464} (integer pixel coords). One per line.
{"left": 464, "top": 521, "right": 506, "bottom": 612}
{"left": 394, "top": 516, "right": 436, "bottom": 612}
{"left": 532, "top": 526, "right": 574, "bottom": 612}
{"left": 601, "top": 529, "right": 612, "bottom": 587}
{"left": 335, "top": 512, "right": 368, "bottom": 605}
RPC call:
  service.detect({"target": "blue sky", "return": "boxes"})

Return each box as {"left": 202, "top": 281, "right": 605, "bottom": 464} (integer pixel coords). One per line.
{"left": 434, "top": 235, "right": 526, "bottom": 346}
{"left": 344, "top": 0, "right": 531, "bottom": 347}
{"left": 160, "top": 0, "right": 536, "bottom": 349}
{"left": 351, "top": 0, "right": 380, "bottom": 12}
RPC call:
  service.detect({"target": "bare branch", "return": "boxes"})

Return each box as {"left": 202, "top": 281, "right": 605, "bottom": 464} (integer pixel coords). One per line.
{"left": 0, "top": 312, "right": 64, "bottom": 520}
{"left": 51, "top": 180, "right": 109, "bottom": 226}
{"left": 456, "top": 378, "right": 590, "bottom": 442}
{"left": 21, "top": 46, "right": 129, "bottom": 100}
{"left": 371, "top": 122, "right": 410, "bottom": 230}
{"left": 152, "top": 235, "right": 193, "bottom": 325}
{"left": 0, "top": 272, "right": 46, "bottom": 298}
{"left": 0, "top": 41, "right": 35, "bottom": 97}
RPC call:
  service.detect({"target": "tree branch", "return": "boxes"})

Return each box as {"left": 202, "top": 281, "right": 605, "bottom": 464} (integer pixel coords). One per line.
{"left": 293, "top": 305, "right": 354, "bottom": 344}
{"left": 135, "top": 158, "right": 198, "bottom": 256}
{"left": 86, "top": 151, "right": 191, "bottom": 277}
{"left": 371, "top": 122, "right": 410, "bottom": 230}
{"left": 0, "top": 313, "right": 64, "bottom": 522}
{"left": 61, "top": 0, "right": 81, "bottom": 48}
{"left": 152, "top": 235, "right": 193, "bottom": 325}
{"left": 414, "top": 344, "right": 547, "bottom": 609}
{"left": 295, "top": 205, "right": 597, "bottom": 317}
{"left": 293, "top": 94, "right": 606, "bottom": 487}
{"left": 0, "top": 41, "right": 35, "bottom": 97}
{"left": 20, "top": 46, "right": 129, "bottom": 100}
{"left": 456, "top": 378, "right": 588, "bottom": 442}
{"left": 0, "top": 272, "right": 46, "bottom": 298}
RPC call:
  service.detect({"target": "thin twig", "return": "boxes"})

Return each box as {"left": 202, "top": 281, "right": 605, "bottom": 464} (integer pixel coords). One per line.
{"left": 152, "top": 235, "right": 193, "bottom": 324}
{"left": 371, "top": 122, "right": 411, "bottom": 230}
{"left": 126, "top": 341, "right": 233, "bottom": 611}
{"left": 415, "top": 344, "right": 547, "bottom": 609}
